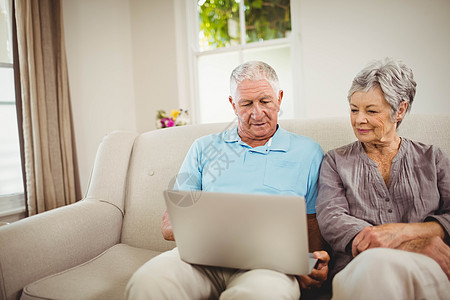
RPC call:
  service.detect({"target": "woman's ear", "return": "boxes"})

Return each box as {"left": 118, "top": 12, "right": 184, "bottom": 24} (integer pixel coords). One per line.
{"left": 396, "top": 101, "right": 408, "bottom": 122}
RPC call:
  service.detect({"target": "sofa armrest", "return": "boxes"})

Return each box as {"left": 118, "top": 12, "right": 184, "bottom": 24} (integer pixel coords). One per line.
{"left": 0, "top": 199, "right": 123, "bottom": 300}
{"left": 86, "top": 131, "right": 139, "bottom": 214}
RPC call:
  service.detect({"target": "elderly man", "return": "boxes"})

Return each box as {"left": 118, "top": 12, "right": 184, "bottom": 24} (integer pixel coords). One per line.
{"left": 126, "top": 61, "right": 330, "bottom": 299}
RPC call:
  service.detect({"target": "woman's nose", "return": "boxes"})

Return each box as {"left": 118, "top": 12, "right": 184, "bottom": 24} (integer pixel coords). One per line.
{"left": 355, "top": 112, "right": 367, "bottom": 123}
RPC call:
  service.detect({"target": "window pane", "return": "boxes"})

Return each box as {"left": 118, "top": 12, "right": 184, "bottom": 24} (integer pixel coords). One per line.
{"left": 0, "top": 0, "right": 13, "bottom": 64}
{"left": 0, "top": 67, "right": 23, "bottom": 195}
{"left": 0, "top": 66, "right": 14, "bottom": 102}
{"left": 244, "top": 0, "right": 291, "bottom": 44}
{"left": 242, "top": 45, "right": 293, "bottom": 119}
{"left": 197, "top": 52, "right": 240, "bottom": 123}
{"left": 198, "top": 0, "right": 240, "bottom": 51}
{"left": 0, "top": 104, "right": 23, "bottom": 195}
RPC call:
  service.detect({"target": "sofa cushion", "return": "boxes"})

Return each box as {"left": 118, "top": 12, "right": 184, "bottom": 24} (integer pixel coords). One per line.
{"left": 21, "top": 244, "right": 159, "bottom": 300}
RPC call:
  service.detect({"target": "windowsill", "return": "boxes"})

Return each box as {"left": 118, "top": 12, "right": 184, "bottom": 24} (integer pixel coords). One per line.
{"left": 0, "top": 193, "right": 26, "bottom": 220}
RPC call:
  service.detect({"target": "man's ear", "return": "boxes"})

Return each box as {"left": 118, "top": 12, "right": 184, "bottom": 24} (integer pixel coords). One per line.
{"left": 229, "top": 96, "right": 237, "bottom": 115}
{"left": 396, "top": 101, "right": 408, "bottom": 122}
{"left": 277, "top": 90, "right": 283, "bottom": 110}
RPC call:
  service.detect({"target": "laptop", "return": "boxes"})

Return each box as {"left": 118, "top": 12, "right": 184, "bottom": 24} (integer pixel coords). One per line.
{"left": 164, "top": 190, "right": 318, "bottom": 275}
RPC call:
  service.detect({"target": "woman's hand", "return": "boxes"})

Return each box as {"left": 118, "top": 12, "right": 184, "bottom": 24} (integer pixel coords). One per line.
{"left": 352, "top": 224, "right": 406, "bottom": 256}
{"left": 398, "top": 236, "right": 450, "bottom": 280}
{"left": 351, "top": 222, "right": 446, "bottom": 257}
{"left": 297, "top": 251, "right": 330, "bottom": 290}
{"left": 161, "top": 210, "right": 175, "bottom": 241}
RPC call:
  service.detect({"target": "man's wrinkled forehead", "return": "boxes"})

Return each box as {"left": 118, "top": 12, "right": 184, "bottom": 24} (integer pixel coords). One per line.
{"left": 234, "top": 79, "right": 276, "bottom": 100}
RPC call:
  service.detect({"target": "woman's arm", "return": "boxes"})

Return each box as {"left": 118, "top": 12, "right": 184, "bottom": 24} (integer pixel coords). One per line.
{"left": 352, "top": 147, "right": 450, "bottom": 255}
{"left": 316, "top": 152, "right": 372, "bottom": 253}
{"left": 351, "top": 221, "right": 447, "bottom": 256}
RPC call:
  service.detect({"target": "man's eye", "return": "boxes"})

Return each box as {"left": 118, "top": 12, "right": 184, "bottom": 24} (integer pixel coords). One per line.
{"left": 351, "top": 109, "right": 358, "bottom": 113}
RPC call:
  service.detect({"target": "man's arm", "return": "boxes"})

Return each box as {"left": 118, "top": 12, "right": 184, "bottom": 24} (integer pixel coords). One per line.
{"left": 297, "top": 251, "right": 330, "bottom": 291}
{"left": 307, "top": 213, "right": 328, "bottom": 252}
{"left": 161, "top": 209, "right": 175, "bottom": 241}
{"left": 295, "top": 213, "right": 330, "bottom": 291}
{"left": 162, "top": 141, "right": 203, "bottom": 241}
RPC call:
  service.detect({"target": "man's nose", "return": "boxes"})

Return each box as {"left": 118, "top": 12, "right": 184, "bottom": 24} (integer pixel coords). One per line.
{"left": 251, "top": 103, "right": 264, "bottom": 119}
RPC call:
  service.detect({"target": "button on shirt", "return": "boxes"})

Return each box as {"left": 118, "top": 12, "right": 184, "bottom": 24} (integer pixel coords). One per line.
{"left": 175, "top": 126, "right": 324, "bottom": 214}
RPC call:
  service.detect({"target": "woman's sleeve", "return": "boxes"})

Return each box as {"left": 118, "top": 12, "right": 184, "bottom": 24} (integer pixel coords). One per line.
{"left": 315, "top": 152, "right": 372, "bottom": 253}
{"left": 426, "top": 148, "right": 450, "bottom": 238}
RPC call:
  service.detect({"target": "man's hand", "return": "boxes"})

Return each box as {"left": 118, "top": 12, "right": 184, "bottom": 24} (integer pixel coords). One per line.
{"left": 297, "top": 251, "right": 329, "bottom": 291}
{"left": 161, "top": 210, "right": 175, "bottom": 241}
{"left": 397, "top": 236, "right": 450, "bottom": 280}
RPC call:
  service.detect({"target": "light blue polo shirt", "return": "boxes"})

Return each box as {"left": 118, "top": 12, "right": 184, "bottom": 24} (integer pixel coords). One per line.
{"left": 174, "top": 125, "right": 324, "bottom": 214}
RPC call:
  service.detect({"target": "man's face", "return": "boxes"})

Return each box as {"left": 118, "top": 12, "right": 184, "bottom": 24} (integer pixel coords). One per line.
{"left": 229, "top": 79, "right": 282, "bottom": 147}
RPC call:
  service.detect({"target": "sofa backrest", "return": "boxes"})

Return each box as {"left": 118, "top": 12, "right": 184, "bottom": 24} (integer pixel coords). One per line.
{"left": 120, "top": 114, "right": 450, "bottom": 251}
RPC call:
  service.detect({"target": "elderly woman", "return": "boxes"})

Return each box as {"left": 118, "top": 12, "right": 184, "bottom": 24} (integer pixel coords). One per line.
{"left": 316, "top": 58, "right": 450, "bottom": 299}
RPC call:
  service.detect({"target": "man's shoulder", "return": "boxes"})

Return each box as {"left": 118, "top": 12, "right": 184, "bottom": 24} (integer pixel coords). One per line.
{"left": 192, "top": 127, "right": 236, "bottom": 147}
{"left": 280, "top": 127, "right": 323, "bottom": 152}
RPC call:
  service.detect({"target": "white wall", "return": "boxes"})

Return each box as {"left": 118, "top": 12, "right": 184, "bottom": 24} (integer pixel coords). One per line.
{"left": 299, "top": 0, "right": 450, "bottom": 118}
{"left": 63, "top": 0, "right": 137, "bottom": 195}
{"left": 63, "top": 0, "right": 450, "bottom": 195}
{"left": 129, "top": 0, "right": 179, "bottom": 133}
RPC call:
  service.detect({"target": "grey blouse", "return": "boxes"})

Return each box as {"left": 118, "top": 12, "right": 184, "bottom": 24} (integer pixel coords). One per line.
{"left": 316, "top": 138, "right": 450, "bottom": 275}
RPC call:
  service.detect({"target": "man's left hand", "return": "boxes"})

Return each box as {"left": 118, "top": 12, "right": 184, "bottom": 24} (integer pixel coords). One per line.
{"left": 297, "top": 250, "right": 330, "bottom": 290}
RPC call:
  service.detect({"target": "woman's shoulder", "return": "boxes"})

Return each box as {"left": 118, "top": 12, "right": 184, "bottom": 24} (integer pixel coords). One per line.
{"left": 401, "top": 138, "right": 448, "bottom": 161}
{"left": 325, "top": 141, "right": 361, "bottom": 159}
{"left": 402, "top": 138, "right": 441, "bottom": 153}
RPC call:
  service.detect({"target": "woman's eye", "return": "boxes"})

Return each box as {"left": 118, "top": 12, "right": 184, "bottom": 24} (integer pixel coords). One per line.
{"left": 368, "top": 110, "right": 377, "bottom": 114}
{"left": 351, "top": 109, "right": 358, "bottom": 113}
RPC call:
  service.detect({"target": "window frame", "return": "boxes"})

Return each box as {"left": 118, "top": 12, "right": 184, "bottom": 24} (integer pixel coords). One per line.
{"left": 0, "top": 0, "right": 26, "bottom": 221}
{"left": 184, "top": 0, "right": 303, "bottom": 124}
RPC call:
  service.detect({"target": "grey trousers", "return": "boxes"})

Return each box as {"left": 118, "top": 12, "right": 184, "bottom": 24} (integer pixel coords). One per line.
{"left": 125, "top": 248, "right": 300, "bottom": 300}
{"left": 332, "top": 248, "right": 450, "bottom": 300}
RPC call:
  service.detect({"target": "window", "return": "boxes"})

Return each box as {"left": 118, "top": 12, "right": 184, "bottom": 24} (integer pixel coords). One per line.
{"left": 0, "top": 0, "right": 25, "bottom": 219}
{"left": 188, "top": 0, "right": 301, "bottom": 124}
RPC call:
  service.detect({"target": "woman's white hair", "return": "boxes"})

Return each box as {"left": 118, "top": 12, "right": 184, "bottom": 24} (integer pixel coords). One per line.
{"left": 229, "top": 61, "right": 280, "bottom": 101}
{"left": 348, "top": 58, "right": 417, "bottom": 128}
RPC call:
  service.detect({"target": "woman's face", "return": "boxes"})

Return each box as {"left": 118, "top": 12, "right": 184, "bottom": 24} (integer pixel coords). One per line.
{"left": 349, "top": 86, "right": 402, "bottom": 145}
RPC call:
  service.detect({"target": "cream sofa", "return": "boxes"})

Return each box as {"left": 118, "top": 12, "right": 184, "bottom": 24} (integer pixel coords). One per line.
{"left": 0, "top": 115, "right": 449, "bottom": 300}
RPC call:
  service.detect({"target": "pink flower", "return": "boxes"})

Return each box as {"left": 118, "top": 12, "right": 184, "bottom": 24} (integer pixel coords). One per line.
{"left": 161, "top": 118, "right": 175, "bottom": 128}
